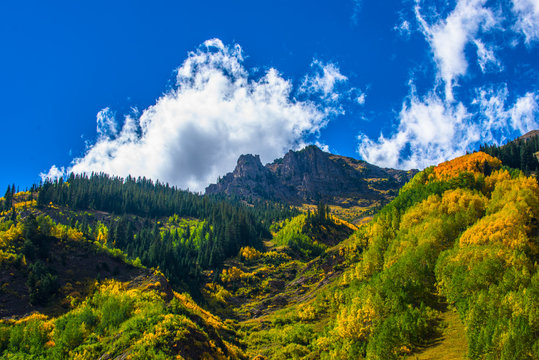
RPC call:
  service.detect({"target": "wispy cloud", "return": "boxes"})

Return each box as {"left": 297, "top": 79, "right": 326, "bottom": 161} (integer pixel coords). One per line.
{"left": 356, "top": 93, "right": 366, "bottom": 105}
{"left": 474, "top": 39, "right": 502, "bottom": 73}
{"left": 43, "top": 39, "right": 342, "bottom": 191}
{"left": 395, "top": 19, "right": 412, "bottom": 37}
{"left": 358, "top": 86, "right": 539, "bottom": 169}
{"left": 357, "top": 0, "right": 538, "bottom": 170}
{"left": 300, "top": 60, "right": 348, "bottom": 103}
{"left": 512, "top": 0, "right": 539, "bottom": 44}
{"left": 351, "top": 0, "right": 363, "bottom": 26}
{"left": 415, "top": 0, "right": 497, "bottom": 101}
{"left": 96, "top": 107, "right": 118, "bottom": 139}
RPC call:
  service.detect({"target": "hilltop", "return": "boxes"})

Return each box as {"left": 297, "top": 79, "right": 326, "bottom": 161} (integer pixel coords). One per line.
{"left": 517, "top": 129, "right": 539, "bottom": 141}
{"left": 206, "top": 145, "right": 417, "bottom": 222}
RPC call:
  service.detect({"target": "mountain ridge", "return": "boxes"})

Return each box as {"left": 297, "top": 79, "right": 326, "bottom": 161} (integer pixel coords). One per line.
{"left": 206, "top": 145, "right": 417, "bottom": 214}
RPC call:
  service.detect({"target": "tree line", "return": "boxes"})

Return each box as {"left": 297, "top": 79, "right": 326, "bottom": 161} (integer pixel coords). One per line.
{"left": 35, "top": 173, "right": 295, "bottom": 290}
{"left": 479, "top": 134, "right": 539, "bottom": 174}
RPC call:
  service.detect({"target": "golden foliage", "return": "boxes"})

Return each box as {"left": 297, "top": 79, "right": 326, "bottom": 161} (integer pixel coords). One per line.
{"left": 297, "top": 304, "right": 317, "bottom": 321}
{"left": 0, "top": 223, "right": 22, "bottom": 248}
{"left": 487, "top": 173, "right": 539, "bottom": 215}
{"left": 13, "top": 200, "right": 37, "bottom": 209}
{"left": 484, "top": 169, "right": 512, "bottom": 193}
{"left": 382, "top": 188, "right": 487, "bottom": 267}
{"left": 335, "top": 297, "right": 376, "bottom": 341}
{"left": 94, "top": 222, "right": 109, "bottom": 246}
{"left": 439, "top": 188, "right": 487, "bottom": 216}
{"left": 460, "top": 175, "right": 539, "bottom": 253}
{"left": 459, "top": 205, "right": 529, "bottom": 250}
{"left": 13, "top": 312, "right": 49, "bottom": 325}
{"left": 430, "top": 152, "right": 501, "bottom": 180}
{"left": 221, "top": 266, "right": 247, "bottom": 283}
{"left": 330, "top": 215, "right": 359, "bottom": 231}
{"left": 239, "top": 246, "right": 261, "bottom": 261}
{"left": 50, "top": 224, "right": 84, "bottom": 242}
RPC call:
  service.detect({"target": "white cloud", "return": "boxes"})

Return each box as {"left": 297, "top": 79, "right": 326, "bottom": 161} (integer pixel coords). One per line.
{"left": 356, "top": 92, "right": 366, "bottom": 105}
{"left": 40, "top": 165, "right": 65, "bottom": 182}
{"left": 96, "top": 107, "right": 118, "bottom": 139}
{"left": 415, "top": 0, "right": 497, "bottom": 101}
{"left": 473, "top": 86, "right": 510, "bottom": 143}
{"left": 474, "top": 87, "right": 539, "bottom": 139}
{"left": 46, "top": 39, "right": 335, "bottom": 192}
{"left": 357, "top": 0, "right": 538, "bottom": 171}
{"left": 358, "top": 93, "right": 473, "bottom": 169}
{"left": 315, "top": 141, "right": 330, "bottom": 152}
{"left": 358, "top": 88, "right": 539, "bottom": 170}
{"left": 510, "top": 92, "right": 539, "bottom": 133}
{"left": 395, "top": 20, "right": 412, "bottom": 37}
{"left": 300, "top": 60, "right": 348, "bottom": 102}
{"left": 512, "top": 0, "right": 539, "bottom": 43}
{"left": 474, "top": 39, "right": 502, "bottom": 72}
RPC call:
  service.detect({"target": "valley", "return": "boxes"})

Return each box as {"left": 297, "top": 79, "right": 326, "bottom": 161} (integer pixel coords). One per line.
{"left": 0, "top": 140, "right": 538, "bottom": 359}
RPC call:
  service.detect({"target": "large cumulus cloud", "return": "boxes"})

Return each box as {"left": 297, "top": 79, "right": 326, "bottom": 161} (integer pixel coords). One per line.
{"left": 42, "top": 39, "right": 346, "bottom": 191}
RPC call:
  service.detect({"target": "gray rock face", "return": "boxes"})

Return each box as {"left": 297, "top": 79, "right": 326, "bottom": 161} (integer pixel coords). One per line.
{"left": 206, "top": 145, "right": 417, "bottom": 206}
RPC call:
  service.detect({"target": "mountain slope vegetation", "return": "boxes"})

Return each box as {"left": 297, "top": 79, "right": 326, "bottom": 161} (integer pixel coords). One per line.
{"left": 0, "top": 148, "right": 537, "bottom": 359}
{"left": 205, "top": 152, "right": 538, "bottom": 359}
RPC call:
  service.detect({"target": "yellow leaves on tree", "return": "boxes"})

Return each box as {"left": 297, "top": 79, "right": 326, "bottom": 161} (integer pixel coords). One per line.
{"left": 0, "top": 223, "right": 23, "bottom": 263}
{"left": 484, "top": 169, "right": 512, "bottom": 194}
{"left": 0, "top": 223, "right": 22, "bottom": 248}
{"left": 94, "top": 222, "right": 109, "bottom": 246}
{"left": 398, "top": 188, "right": 486, "bottom": 232}
{"left": 430, "top": 152, "right": 502, "bottom": 181}
{"left": 384, "top": 189, "right": 487, "bottom": 266}
{"left": 459, "top": 174, "right": 539, "bottom": 254}
{"left": 440, "top": 188, "right": 487, "bottom": 216}
{"left": 220, "top": 266, "right": 246, "bottom": 283}
{"left": 51, "top": 224, "right": 84, "bottom": 242}
{"left": 335, "top": 296, "right": 377, "bottom": 341}
{"left": 487, "top": 174, "right": 539, "bottom": 215}
{"left": 239, "top": 246, "right": 261, "bottom": 261}
{"left": 459, "top": 205, "right": 529, "bottom": 250}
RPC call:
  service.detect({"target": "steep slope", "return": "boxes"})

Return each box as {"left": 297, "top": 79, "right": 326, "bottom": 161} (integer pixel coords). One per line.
{"left": 206, "top": 146, "right": 417, "bottom": 220}
{"left": 203, "top": 151, "right": 538, "bottom": 360}
{"left": 0, "top": 208, "right": 244, "bottom": 359}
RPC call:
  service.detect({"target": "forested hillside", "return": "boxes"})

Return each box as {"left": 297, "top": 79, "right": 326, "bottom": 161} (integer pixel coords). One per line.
{"left": 206, "top": 152, "right": 538, "bottom": 359}
{"left": 480, "top": 131, "right": 539, "bottom": 175}
{"left": 0, "top": 150, "right": 537, "bottom": 359}
{"left": 26, "top": 173, "right": 296, "bottom": 291}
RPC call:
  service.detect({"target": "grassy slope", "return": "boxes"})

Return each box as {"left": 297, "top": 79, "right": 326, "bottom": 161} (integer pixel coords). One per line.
{"left": 406, "top": 310, "right": 467, "bottom": 360}
{"left": 201, "top": 214, "right": 358, "bottom": 358}
{"left": 0, "top": 198, "right": 245, "bottom": 359}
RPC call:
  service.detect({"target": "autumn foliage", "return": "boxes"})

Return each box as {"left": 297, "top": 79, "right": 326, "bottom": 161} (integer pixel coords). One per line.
{"left": 431, "top": 151, "right": 502, "bottom": 180}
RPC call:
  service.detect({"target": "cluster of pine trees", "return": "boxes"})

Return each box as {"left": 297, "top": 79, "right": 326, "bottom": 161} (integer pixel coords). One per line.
{"left": 2, "top": 185, "right": 16, "bottom": 211}
{"left": 480, "top": 134, "right": 539, "bottom": 174}
{"left": 35, "top": 173, "right": 295, "bottom": 290}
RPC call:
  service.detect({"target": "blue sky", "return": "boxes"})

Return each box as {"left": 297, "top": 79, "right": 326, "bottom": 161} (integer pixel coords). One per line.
{"left": 1, "top": 0, "right": 538, "bottom": 192}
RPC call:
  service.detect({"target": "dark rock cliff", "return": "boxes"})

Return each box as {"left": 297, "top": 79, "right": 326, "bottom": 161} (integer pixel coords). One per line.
{"left": 206, "top": 145, "right": 417, "bottom": 207}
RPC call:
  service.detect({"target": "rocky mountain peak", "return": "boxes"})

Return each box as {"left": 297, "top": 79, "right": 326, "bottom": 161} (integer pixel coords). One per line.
{"left": 233, "top": 154, "right": 266, "bottom": 179}
{"left": 206, "top": 146, "right": 417, "bottom": 217}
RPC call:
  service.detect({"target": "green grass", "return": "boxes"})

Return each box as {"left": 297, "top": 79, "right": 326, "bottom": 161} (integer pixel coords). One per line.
{"left": 406, "top": 310, "right": 467, "bottom": 360}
